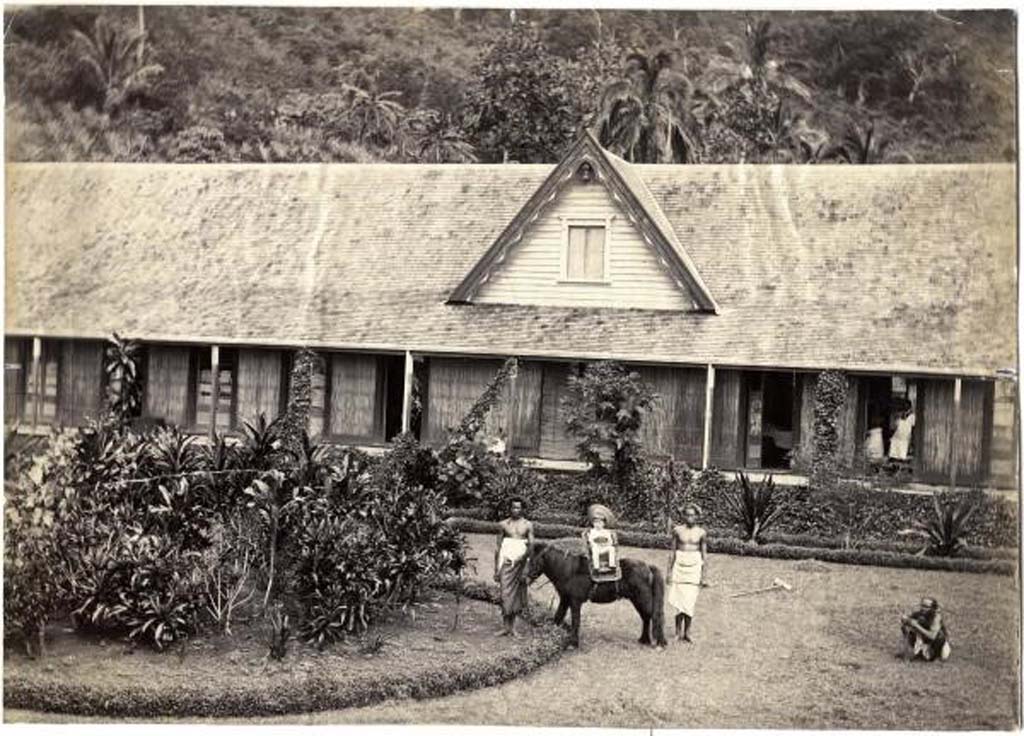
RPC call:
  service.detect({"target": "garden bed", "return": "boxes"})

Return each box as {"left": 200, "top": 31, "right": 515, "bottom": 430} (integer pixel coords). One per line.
{"left": 3, "top": 582, "right": 566, "bottom": 718}
{"left": 448, "top": 517, "right": 1017, "bottom": 576}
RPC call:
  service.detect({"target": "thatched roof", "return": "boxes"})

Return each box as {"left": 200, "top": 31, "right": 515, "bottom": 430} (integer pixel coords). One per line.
{"left": 5, "top": 156, "right": 1016, "bottom": 377}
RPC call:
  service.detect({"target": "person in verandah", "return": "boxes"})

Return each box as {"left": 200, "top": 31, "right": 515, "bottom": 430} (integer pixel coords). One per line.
{"left": 900, "top": 597, "right": 952, "bottom": 662}
{"left": 667, "top": 503, "right": 708, "bottom": 643}
{"left": 493, "top": 497, "right": 533, "bottom": 637}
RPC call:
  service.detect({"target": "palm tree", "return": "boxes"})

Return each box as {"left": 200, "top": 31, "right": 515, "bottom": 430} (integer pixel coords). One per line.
{"left": 70, "top": 15, "right": 164, "bottom": 113}
{"left": 400, "top": 108, "right": 477, "bottom": 163}
{"left": 339, "top": 81, "right": 405, "bottom": 147}
{"left": 594, "top": 49, "right": 710, "bottom": 163}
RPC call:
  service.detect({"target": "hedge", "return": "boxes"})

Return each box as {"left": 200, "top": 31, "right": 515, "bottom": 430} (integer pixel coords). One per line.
{"left": 452, "top": 506, "right": 1018, "bottom": 561}
{"left": 469, "top": 472, "right": 1019, "bottom": 550}
{"left": 448, "top": 517, "right": 1017, "bottom": 577}
{"left": 3, "top": 580, "right": 567, "bottom": 718}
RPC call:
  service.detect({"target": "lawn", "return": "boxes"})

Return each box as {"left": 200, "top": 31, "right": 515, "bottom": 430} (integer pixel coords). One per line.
{"left": 7, "top": 533, "right": 1019, "bottom": 728}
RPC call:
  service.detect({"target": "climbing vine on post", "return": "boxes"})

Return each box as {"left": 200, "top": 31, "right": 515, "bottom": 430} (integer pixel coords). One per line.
{"left": 280, "top": 348, "right": 318, "bottom": 456}
{"left": 435, "top": 357, "right": 519, "bottom": 506}
{"left": 811, "top": 369, "right": 848, "bottom": 493}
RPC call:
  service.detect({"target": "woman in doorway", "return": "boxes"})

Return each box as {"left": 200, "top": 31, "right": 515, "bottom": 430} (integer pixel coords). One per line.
{"left": 667, "top": 504, "right": 708, "bottom": 643}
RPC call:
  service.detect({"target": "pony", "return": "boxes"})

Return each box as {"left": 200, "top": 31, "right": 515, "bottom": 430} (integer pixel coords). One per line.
{"left": 528, "top": 539, "right": 667, "bottom": 649}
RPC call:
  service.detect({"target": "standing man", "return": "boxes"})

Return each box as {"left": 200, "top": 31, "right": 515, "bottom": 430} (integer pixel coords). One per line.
{"left": 667, "top": 503, "right": 708, "bottom": 642}
{"left": 494, "top": 496, "right": 534, "bottom": 637}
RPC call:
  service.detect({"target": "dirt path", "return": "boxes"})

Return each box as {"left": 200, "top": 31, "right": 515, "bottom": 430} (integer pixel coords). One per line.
{"left": 7, "top": 533, "right": 1019, "bottom": 728}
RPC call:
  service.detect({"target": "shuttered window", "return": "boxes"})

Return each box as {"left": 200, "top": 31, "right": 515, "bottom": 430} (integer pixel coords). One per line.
{"left": 566, "top": 226, "right": 606, "bottom": 281}
{"left": 194, "top": 348, "right": 236, "bottom": 433}
{"left": 25, "top": 340, "right": 59, "bottom": 426}
{"left": 326, "top": 353, "right": 382, "bottom": 441}
{"left": 235, "top": 349, "right": 286, "bottom": 428}
{"left": 58, "top": 340, "right": 105, "bottom": 426}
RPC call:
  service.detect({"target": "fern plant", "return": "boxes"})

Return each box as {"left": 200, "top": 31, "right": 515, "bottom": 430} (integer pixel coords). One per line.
{"left": 723, "top": 472, "right": 783, "bottom": 543}
{"left": 917, "top": 493, "right": 977, "bottom": 557}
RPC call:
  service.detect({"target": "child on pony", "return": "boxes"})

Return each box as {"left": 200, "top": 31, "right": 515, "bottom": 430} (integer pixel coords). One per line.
{"left": 582, "top": 504, "right": 620, "bottom": 582}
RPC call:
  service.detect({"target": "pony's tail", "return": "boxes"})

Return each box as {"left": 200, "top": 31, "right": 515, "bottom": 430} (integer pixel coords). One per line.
{"left": 649, "top": 565, "right": 667, "bottom": 647}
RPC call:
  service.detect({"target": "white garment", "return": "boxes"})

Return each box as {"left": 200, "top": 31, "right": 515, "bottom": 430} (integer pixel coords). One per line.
{"left": 498, "top": 537, "right": 528, "bottom": 566}
{"left": 865, "top": 427, "right": 885, "bottom": 461}
{"left": 667, "top": 549, "right": 703, "bottom": 616}
{"left": 889, "top": 414, "right": 915, "bottom": 461}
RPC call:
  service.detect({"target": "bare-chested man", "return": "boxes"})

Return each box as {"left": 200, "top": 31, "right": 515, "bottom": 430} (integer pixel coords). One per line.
{"left": 667, "top": 503, "right": 708, "bottom": 642}
{"left": 493, "top": 497, "right": 534, "bottom": 637}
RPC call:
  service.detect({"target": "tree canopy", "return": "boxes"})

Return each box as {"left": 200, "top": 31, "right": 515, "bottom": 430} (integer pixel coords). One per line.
{"left": 4, "top": 7, "right": 1015, "bottom": 164}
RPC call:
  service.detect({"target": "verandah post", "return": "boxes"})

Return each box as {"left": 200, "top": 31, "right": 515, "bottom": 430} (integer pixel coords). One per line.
{"left": 701, "top": 364, "right": 715, "bottom": 470}
{"left": 950, "top": 377, "right": 962, "bottom": 491}
{"left": 209, "top": 345, "right": 220, "bottom": 440}
{"left": 505, "top": 359, "right": 519, "bottom": 457}
{"left": 30, "top": 336, "right": 41, "bottom": 427}
{"left": 400, "top": 350, "right": 414, "bottom": 435}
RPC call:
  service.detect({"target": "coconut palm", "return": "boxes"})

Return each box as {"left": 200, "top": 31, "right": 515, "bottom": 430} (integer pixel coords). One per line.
{"left": 400, "top": 108, "right": 477, "bottom": 164}
{"left": 593, "top": 49, "right": 710, "bottom": 164}
{"left": 70, "top": 15, "right": 164, "bottom": 113}
{"left": 340, "top": 81, "right": 406, "bottom": 147}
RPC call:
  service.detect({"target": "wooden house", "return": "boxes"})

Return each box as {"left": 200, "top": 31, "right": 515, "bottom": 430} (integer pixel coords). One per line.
{"left": 4, "top": 133, "right": 1018, "bottom": 490}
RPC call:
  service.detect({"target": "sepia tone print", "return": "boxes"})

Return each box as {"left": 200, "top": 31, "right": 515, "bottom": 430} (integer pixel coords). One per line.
{"left": 3, "top": 5, "right": 1019, "bottom": 730}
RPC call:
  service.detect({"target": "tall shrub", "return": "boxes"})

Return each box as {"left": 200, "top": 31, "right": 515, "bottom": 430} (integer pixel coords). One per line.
{"left": 562, "top": 361, "right": 659, "bottom": 511}
{"left": 811, "top": 370, "right": 847, "bottom": 492}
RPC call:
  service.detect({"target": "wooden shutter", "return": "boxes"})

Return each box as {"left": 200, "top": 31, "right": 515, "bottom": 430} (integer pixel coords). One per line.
{"left": 236, "top": 349, "right": 284, "bottom": 427}
{"left": 510, "top": 361, "right": 542, "bottom": 454}
{"left": 328, "top": 353, "right": 380, "bottom": 440}
{"left": 144, "top": 345, "right": 191, "bottom": 427}
{"left": 954, "top": 380, "right": 993, "bottom": 484}
{"left": 710, "top": 369, "right": 745, "bottom": 469}
{"left": 919, "top": 379, "right": 954, "bottom": 481}
{"left": 423, "top": 357, "right": 503, "bottom": 445}
{"left": 639, "top": 365, "right": 706, "bottom": 465}
{"left": 58, "top": 340, "right": 104, "bottom": 425}
{"left": 537, "top": 362, "right": 578, "bottom": 460}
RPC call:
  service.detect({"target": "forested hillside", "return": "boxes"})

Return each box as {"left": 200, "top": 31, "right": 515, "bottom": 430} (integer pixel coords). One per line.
{"left": 4, "top": 6, "right": 1016, "bottom": 164}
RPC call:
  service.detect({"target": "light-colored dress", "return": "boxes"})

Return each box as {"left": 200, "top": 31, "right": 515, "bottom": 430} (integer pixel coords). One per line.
{"left": 667, "top": 549, "right": 703, "bottom": 616}
{"left": 865, "top": 427, "right": 885, "bottom": 461}
{"left": 889, "top": 414, "right": 915, "bottom": 461}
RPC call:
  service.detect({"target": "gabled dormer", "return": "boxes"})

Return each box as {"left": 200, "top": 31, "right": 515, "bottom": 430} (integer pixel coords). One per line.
{"left": 448, "top": 130, "right": 718, "bottom": 313}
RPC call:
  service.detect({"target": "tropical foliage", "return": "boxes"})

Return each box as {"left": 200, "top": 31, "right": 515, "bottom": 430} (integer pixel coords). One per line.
{"left": 5, "top": 8, "right": 1012, "bottom": 164}
{"left": 721, "top": 472, "right": 783, "bottom": 543}
{"left": 916, "top": 493, "right": 978, "bottom": 557}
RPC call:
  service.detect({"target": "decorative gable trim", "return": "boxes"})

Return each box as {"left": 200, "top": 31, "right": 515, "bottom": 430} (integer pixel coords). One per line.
{"left": 447, "top": 130, "right": 719, "bottom": 313}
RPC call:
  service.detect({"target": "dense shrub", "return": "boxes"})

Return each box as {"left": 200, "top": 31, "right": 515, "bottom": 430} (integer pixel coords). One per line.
{"left": 562, "top": 361, "right": 658, "bottom": 488}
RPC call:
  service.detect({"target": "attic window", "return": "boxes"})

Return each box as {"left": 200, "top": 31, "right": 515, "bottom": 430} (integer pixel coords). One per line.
{"left": 564, "top": 224, "right": 607, "bottom": 282}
